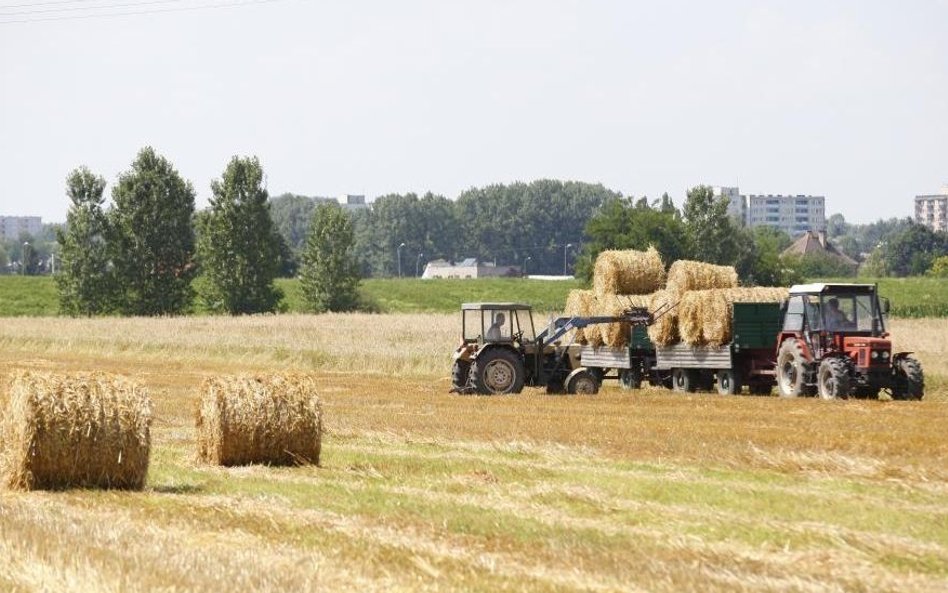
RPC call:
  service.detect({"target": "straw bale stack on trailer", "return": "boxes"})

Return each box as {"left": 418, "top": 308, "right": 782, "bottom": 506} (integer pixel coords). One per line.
{"left": 592, "top": 247, "right": 665, "bottom": 296}
{"left": 196, "top": 374, "right": 322, "bottom": 466}
{"left": 595, "top": 293, "right": 652, "bottom": 348}
{"left": 564, "top": 289, "right": 597, "bottom": 344}
{"left": 677, "top": 287, "right": 789, "bottom": 346}
{"left": 665, "top": 260, "right": 739, "bottom": 294}
{"left": 0, "top": 371, "right": 152, "bottom": 491}
{"left": 647, "top": 289, "right": 680, "bottom": 346}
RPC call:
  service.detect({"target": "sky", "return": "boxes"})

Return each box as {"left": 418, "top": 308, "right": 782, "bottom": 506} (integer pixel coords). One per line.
{"left": 1, "top": 0, "right": 946, "bottom": 224}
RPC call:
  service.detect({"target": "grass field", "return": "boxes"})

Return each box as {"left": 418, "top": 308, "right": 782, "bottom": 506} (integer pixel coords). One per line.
{"left": 0, "top": 313, "right": 945, "bottom": 592}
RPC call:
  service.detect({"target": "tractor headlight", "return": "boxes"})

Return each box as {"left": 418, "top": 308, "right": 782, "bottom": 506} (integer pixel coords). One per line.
{"left": 871, "top": 350, "right": 879, "bottom": 360}
{"left": 882, "top": 351, "right": 890, "bottom": 360}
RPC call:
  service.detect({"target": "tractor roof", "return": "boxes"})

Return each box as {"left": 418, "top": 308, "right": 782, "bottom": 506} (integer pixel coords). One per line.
{"left": 789, "top": 283, "right": 877, "bottom": 295}
{"left": 461, "top": 302, "right": 533, "bottom": 311}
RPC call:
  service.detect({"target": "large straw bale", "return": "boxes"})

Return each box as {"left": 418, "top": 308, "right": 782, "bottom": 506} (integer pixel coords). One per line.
{"left": 0, "top": 371, "right": 152, "bottom": 491}
{"left": 197, "top": 374, "right": 322, "bottom": 466}
{"left": 592, "top": 247, "right": 665, "bottom": 296}
{"left": 595, "top": 294, "right": 651, "bottom": 348}
{"left": 678, "top": 287, "right": 790, "bottom": 346}
{"left": 665, "top": 260, "right": 739, "bottom": 295}
{"left": 647, "top": 289, "right": 681, "bottom": 346}
{"left": 564, "top": 289, "right": 597, "bottom": 344}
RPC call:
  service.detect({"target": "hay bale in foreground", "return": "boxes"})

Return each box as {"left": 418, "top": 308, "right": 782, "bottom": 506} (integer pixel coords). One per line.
{"left": 665, "top": 260, "right": 739, "bottom": 295}
{"left": 677, "top": 287, "right": 790, "bottom": 346}
{"left": 592, "top": 247, "right": 665, "bottom": 296}
{"left": 196, "top": 374, "right": 322, "bottom": 466}
{"left": 0, "top": 371, "right": 152, "bottom": 491}
{"left": 564, "top": 289, "right": 597, "bottom": 344}
{"left": 647, "top": 289, "right": 681, "bottom": 346}
{"left": 595, "top": 294, "right": 651, "bottom": 348}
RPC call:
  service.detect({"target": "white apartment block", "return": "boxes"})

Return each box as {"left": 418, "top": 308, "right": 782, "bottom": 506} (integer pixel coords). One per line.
{"left": 0, "top": 216, "right": 43, "bottom": 241}
{"left": 915, "top": 186, "right": 948, "bottom": 233}
{"left": 711, "top": 186, "right": 745, "bottom": 225}
{"left": 744, "top": 194, "right": 826, "bottom": 237}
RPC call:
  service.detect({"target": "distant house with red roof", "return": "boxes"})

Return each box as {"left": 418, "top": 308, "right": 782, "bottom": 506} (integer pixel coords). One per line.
{"left": 780, "top": 230, "right": 858, "bottom": 273}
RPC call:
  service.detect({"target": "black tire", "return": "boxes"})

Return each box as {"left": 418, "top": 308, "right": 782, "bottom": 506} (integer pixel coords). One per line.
{"left": 749, "top": 382, "right": 773, "bottom": 396}
{"left": 471, "top": 348, "right": 525, "bottom": 395}
{"left": 566, "top": 369, "right": 599, "bottom": 395}
{"left": 619, "top": 368, "right": 642, "bottom": 390}
{"left": 851, "top": 386, "right": 880, "bottom": 399}
{"left": 817, "top": 357, "right": 850, "bottom": 400}
{"left": 892, "top": 357, "right": 924, "bottom": 400}
{"left": 777, "top": 338, "right": 809, "bottom": 398}
{"left": 716, "top": 369, "right": 742, "bottom": 395}
{"left": 671, "top": 368, "right": 697, "bottom": 393}
{"left": 451, "top": 359, "right": 471, "bottom": 393}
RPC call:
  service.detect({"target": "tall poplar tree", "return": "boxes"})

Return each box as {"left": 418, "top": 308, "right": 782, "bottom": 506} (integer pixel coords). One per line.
{"left": 197, "top": 156, "right": 283, "bottom": 314}
{"left": 300, "top": 203, "right": 360, "bottom": 312}
{"left": 109, "top": 147, "right": 196, "bottom": 315}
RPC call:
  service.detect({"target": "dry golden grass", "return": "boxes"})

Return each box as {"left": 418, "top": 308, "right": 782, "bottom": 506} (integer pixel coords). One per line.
{"left": 0, "top": 313, "right": 945, "bottom": 592}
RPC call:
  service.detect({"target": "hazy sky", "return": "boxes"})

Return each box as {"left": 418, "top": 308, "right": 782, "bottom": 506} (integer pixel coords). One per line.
{"left": 1, "top": 0, "right": 946, "bottom": 223}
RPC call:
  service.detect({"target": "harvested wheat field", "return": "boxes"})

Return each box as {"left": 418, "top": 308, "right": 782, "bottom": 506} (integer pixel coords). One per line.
{"left": 0, "top": 313, "right": 946, "bottom": 592}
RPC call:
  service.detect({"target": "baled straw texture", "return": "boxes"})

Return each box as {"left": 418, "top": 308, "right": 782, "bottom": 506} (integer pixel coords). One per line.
{"left": 0, "top": 371, "right": 152, "bottom": 491}
{"left": 595, "top": 294, "right": 652, "bottom": 348}
{"left": 647, "top": 289, "right": 681, "bottom": 346}
{"left": 564, "top": 289, "right": 597, "bottom": 344}
{"left": 592, "top": 247, "right": 665, "bottom": 296}
{"left": 677, "top": 287, "right": 790, "bottom": 346}
{"left": 197, "top": 374, "right": 322, "bottom": 466}
{"left": 665, "top": 260, "right": 739, "bottom": 295}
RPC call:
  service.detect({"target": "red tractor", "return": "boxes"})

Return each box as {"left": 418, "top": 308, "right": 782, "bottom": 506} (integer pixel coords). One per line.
{"left": 775, "top": 283, "right": 923, "bottom": 400}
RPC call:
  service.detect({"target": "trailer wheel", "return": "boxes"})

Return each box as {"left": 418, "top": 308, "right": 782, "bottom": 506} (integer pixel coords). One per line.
{"left": 715, "top": 369, "right": 742, "bottom": 395}
{"left": 566, "top": 369, "right": 599, "bottom": 395}
{"left": 619, "top": 368, "right": 642, "bottom": 390}
{"left": 471, "top": 349, "right": 525, "bottom": 395}
{"left": 671, "top": 368, "right": 697, "bottom": 393}
{"left": 817, "top": 358, "right": 850, "bottom": 399}
{"left": 892, "top": 357, "right": 924, "bottom": 400}
{"left": 777, "top": 339, "right": 808, "bottom": 397}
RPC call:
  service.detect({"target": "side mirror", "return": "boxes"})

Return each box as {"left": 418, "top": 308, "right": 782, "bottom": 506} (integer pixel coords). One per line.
{"left": 881, "top": 297, "right": 890, "bottom": 315}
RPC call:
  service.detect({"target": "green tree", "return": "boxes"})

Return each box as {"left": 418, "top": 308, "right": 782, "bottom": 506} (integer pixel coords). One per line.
{"left": 197, "top": 156, "right": 283, "bottom": 314}
{"left": 881, "top": 224, "right": 948, "bottom": 276}
{"left": 928, "top": 255, "right": 948, "bottom": 277}
{"left": 56, "top": 167, "right": 116, "bottom": 315}
{"left": 681, "top": 185, "right": 756, "bottom": 278}
{"left": 300, "top": 203, "right": 360, "bottom": 312}
{"left": 109, "top": 147, "right": 196, "bottom": 315}
{"left": 749, "top": 226, "right": 800, "bottom": 286}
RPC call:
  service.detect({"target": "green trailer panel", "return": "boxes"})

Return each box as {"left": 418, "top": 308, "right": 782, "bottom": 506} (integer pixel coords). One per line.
{"left": 630, "top": 324, "right": 653, "bottom": 350}
{"left": 732, "top": 302, "right": 782, "bottom": 350}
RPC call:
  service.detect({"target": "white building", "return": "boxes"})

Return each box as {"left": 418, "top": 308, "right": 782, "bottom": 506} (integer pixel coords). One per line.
{"left": 711, "top": 186, "right": 745, "bottom": 225}
{"left": 0, "top": 216, "right": 43, "bottom": 241}
{"left": 915, "top": 186, "right": 948, "bottom": 233}
{"left": 744, "top": 194, "right": 826, "bottom": 237}
{"left": 422, "top": 258, "right": 520, "bottom": 279}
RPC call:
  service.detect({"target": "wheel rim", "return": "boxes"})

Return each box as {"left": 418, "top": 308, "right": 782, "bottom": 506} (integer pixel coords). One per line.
{"left": 780, "top": 361, "right": 796, "bottom": 392}
{"left": 484, "top": 359, "right": 515, "bottom": 392}
{"left": 819, "top": 368, "right": 837, "bottom": 399}
{"left": 719, "top": 372, "right": 733, "bottom": 394}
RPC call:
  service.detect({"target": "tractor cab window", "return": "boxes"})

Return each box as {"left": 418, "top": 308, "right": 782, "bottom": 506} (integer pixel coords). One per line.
{"left": 821, "top": 293, "right": 877, "bottom": 332}
{"left": 511, "top": 309, "right": 535, "bottom": 342}
{"left": 484, "top": 310, "right": 511, "bottom": 341}
{"left": 783, "top": 296, "right": 805, "bottom": 332}
{"left": 804, "top": 296, "right": 822, "bottom": 331}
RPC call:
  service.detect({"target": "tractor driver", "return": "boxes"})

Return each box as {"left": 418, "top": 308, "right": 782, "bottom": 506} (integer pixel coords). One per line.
{"left": 486, "top": 312, "right": 506, "bottom": 340}
{"left": 825, "top": 298, "right": 849, "bottom": 330}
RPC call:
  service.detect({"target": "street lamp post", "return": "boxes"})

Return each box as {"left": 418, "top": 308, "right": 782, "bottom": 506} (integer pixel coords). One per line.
{"left": 563, "top": 243, "right": 574, "bottom": 276}
{"left": 397, "top": 243, "right": 406, "bottom": 278}
{"left": 523, "top": 256, "right": 532, "bottom": 278}
{"left": 22, "top": 241, "right": 29, "bottom": 276}
{"left": 416, "top": 253, "right": 424, "bottom": 277}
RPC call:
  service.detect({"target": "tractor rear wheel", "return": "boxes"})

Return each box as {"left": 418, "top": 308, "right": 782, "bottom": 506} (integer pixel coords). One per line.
{"left": 892, "top": 357, "right": 924, "bottom": 400}
{"left": 565, "top": 369, "right": 599, "bottom": 395}
{"left": 671, "top": 368, "right": 697, "bottom": 393}
{"left": 817, "top": 358, "right": 850, "bottom": 399}
{"left": 777, "top": 339, "right": 809, "bottom": 397}
{"left": 471, "top": 349, "right": 525, "bottom": 395}
{"left": 619, "top": 368, "right": 642, "bottom": 390}
{"left": 716, "top": 369, "right": 742, "bottom": 395}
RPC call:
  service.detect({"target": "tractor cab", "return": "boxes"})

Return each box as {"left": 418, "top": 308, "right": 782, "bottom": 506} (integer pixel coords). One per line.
{"left": 460, "top": 302, "right": 536, "bottom": 347}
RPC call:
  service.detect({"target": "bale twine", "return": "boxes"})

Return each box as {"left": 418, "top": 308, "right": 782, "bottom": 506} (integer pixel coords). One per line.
{"left": 564, "top": 289, "right": 597, "bottom": 344}
{"left": 196, "top": 374, "right": 322, "bottom": 466}
{"left": 665, "top": 260, "right": 739, "bottom": 295}
{"left": 595, "top": 294, "right": 651, "bottom": 348}
{"left": 592, "top": 247, "right": 665, "bottom": 296}
{"left": 0, "top": 371, "right": 152, "bottom": 491}
{"left": 647, "top": 289, "right": 681, "bottom": 346}
{"left": 677, "top": 287, "right": 790, "bottom": 346}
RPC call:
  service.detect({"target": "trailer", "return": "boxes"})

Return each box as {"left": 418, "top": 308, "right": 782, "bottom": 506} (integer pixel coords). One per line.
{"left": 580, "top": 302, "right": 782, "bottom": 395}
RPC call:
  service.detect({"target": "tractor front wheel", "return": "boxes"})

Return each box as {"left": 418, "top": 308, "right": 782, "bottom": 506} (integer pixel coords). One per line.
{"left": 817, "top": 358, "right": 850, "bottom": 400}
{"left": 892, "top": 357, "right": 924, "bottom": 400}
{"left": 471, "top": 349, "right": 525, "bottom": 395}
{"left": 777, "top": 339, "right": 809, "bottom": 397}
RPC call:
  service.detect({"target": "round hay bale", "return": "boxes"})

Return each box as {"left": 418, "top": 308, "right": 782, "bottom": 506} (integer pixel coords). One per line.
{"left": 197, "top": 374, "right": 322, "bottom": 467}
{"left": 592, "top": 247, "right": 665, "bottom": 296}
{"left": 595, "top": 294, "right": 651, "bottom": 348}
{"left": 665, "top": 260, "right": 739, "bottom": 295}
{"left": 0, "top": 371, "right": 152, "bottom": 491}
{"left": 677, "top": 287, "right": 790, "bottom": 346}
{"left": 564, "top": 289, "right": 597, "bottom": 344}
{"left": 646, "top": 289, "right": 680, "bottom": 346}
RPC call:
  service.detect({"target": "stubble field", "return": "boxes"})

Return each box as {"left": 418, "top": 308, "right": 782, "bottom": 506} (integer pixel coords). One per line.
{"left": 0, "top": 313, "right": 946, "bottom": 592}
